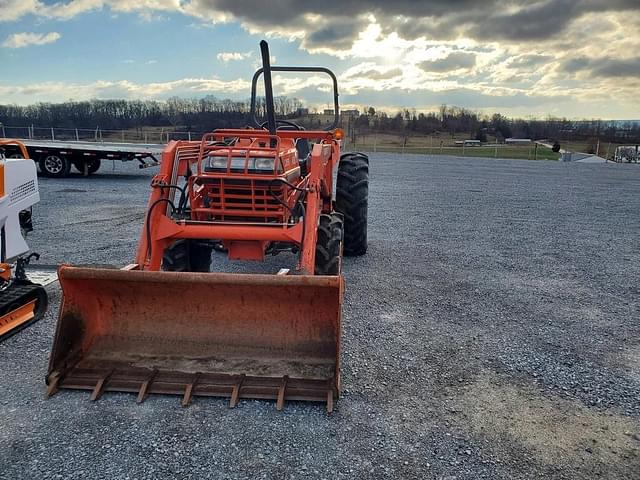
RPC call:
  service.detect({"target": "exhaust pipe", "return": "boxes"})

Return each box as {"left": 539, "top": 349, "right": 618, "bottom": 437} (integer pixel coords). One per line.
{"left": 260, "top": 40, "right": 277, "bottom": 146}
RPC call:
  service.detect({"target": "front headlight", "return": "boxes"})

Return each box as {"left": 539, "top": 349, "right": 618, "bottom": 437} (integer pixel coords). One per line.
{"left": 208, "top": 156, "right": 228, "bottom": 169}
{"left": 254, "top": 157, "right": 275, "bottom": 171}
{"left": 207, "top": 156, "right": 250, "bottom": 170}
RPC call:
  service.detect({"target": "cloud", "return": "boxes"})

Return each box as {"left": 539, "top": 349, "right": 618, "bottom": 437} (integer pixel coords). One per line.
{"left": 468, "top": 0, "right": 580, "bottom": 42}
{"left": 591, "top": 58, "right": 640, "bottom": 78}
{"left": 419, "top": 51, "right": 476, "bottom": 72}
{"left": 508, "top": 54, "right": 553, "bottom": 69}
{"left": 2, "top": 31, "right": 61, "bottom": 48}
{"left": 561, "top": 56, "right": 640, "bottom": 78}
{"left": 0, "top": 77, "right": 251, "bottom": 104}
{"left": 0, "top": 0, "right": 41, "bottom": 22}
{"left": 561, "top": 57, "right": 592, "bottom": 73}
{"left": 3, "top": 0, "right": 639, "bottom": 46}
{"left": 1, "top": 0, "right": 639, "bottom": 118}
{"left": 352, "top": 68, "right": 403, "bottom": 81}
{"left": 341, "top": 86, "right": 569, "bottom": 112}
{"left": 217, "top": 51, "right": 251, "bottom": 62}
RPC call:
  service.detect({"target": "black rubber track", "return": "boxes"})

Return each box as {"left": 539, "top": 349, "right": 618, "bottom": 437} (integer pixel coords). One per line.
{"left": 162, "top": 239, "right": 212, "bottom": 272}
{"left": 335, "top": 152, "right": 369, "bottom": 256}
{"left": 0, "top": 283, "right": 48, "bottom": 342}
{"left": 315, "top": 213, "right": 343, "bottom": 275}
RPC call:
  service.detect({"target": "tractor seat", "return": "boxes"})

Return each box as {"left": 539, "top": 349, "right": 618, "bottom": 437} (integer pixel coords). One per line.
{"left": 276, "top": 125, "right": 311, "bottom": 174}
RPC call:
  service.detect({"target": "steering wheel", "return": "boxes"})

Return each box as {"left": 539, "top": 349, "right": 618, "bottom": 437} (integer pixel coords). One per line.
{"left": 259, "top": 119, "right": 303, "bottom": 131}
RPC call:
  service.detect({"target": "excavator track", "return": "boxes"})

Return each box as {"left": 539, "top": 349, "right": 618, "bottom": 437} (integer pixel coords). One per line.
{"left": 0, "top": 282, "right": 48, "bottom": 341}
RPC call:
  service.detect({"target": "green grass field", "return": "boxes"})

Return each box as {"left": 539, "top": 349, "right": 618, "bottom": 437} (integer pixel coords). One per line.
{"left": 347, "top": 133, "right": 559, "bottom": 160}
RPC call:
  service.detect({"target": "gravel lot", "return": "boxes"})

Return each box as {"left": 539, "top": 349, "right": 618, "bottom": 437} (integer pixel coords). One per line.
{"left": 1, "top": 155, "right": 639, "bottom": 479}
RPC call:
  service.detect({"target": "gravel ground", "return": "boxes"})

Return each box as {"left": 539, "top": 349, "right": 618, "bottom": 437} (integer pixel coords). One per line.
{"left": 1, "top": 155, "right": 639, "bottom": 479}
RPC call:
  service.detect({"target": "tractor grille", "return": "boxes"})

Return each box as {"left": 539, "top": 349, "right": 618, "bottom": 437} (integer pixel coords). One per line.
{"left": 204, "top": 178, "right": 287, "bottom": 222}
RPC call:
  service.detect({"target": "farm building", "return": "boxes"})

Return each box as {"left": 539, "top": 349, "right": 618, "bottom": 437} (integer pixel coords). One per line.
{"left": 505, "top": 138, "right": 532, "bottom": 144}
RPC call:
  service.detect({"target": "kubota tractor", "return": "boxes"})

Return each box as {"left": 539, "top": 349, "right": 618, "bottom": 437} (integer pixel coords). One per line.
{"left": 46, "top": 41, "right": 368, "bottom": 412}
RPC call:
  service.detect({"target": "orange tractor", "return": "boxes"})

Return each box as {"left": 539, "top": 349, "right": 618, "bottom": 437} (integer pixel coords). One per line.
{"left": 47, "top": 41, "right": 369, "bottom": 412}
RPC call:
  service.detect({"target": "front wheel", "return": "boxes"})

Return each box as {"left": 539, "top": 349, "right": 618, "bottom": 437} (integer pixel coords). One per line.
{"left": 39, "top": 155, "right": 71, "bottom": 178}
{"left": 315, "top": 213, "right": 343, "bottom": 275}
{"left": 335, "top": 152, "right": 369, "bottom": 256}
{"left": 162, "top": 239, "right": 212, "bottom": 272}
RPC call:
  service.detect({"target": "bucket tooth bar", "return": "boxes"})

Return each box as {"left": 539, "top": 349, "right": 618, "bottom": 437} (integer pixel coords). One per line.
{"left": 47, "top": 366, "right": 338, "bottom": 412}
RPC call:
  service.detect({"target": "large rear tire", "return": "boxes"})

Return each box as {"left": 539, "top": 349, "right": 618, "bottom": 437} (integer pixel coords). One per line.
{"left": 335, "top": 152, "right": 369, "bottom": 256}
{"left": 315, "top": 213, "right": 343, "bottom": 275}
{"left": 162, "top": 240, "right": 212, "bottom": 272}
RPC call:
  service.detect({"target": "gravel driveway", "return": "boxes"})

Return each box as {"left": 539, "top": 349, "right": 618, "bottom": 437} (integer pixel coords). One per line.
{"left": 1, "top": 155, "right": 639, "bottom": 479}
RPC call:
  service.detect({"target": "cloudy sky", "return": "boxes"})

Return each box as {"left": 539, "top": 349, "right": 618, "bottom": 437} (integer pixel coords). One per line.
{"left": 1, "top": 0, "right": 639, "bottom": 118}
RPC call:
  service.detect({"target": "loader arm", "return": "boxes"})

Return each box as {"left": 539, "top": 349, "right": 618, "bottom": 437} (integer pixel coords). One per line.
{"left": 46, "top": 40, "right": 368, "bottom": 412}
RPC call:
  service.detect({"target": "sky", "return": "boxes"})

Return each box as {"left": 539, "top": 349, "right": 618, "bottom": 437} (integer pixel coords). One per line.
{"left": 0, "top": 0, "right": 639, "bottom": 119}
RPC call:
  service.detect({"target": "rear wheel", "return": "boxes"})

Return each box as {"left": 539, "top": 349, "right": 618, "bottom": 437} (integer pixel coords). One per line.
{"left": 73, "top": 159, "right": 101, "bottom": 174}
{"left": 39, "top": 155, "right": 71, "bottom": 178}
{"left": 335, "top": 152, "right": 369, "bottom": 256}
{"left": 315, "top": 213, "right": 343, "bottom": 275}
{"left": 162, "top": 239, "right": 212, "bottom": 272}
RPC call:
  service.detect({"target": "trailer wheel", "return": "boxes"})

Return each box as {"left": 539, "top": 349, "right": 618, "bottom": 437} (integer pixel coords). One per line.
{"left": 72, "top": 159, "right": 101, "bottom": 174}
{"left": 39, "top": 155, "right": 71, "bottom": 178}
{"left": 315, "top": 213, "right": 343, "bottom": 275}
{"left": 162, "top": 239, "right": 212, "bottom": 272}
{"left": 335, "top": 152, "right": 369, "bottom": 256}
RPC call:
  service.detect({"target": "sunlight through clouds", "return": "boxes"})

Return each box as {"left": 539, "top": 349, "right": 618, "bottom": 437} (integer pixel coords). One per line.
{"left": 1, "top": 1, "right": 639, "bottom": 117}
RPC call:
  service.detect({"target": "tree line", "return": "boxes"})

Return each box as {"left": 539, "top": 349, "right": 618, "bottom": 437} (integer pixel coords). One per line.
{"left": 0, "top": 96, "right": 303, "bottom": 131}
{"left": 349, "top": 106, "right": 640, "bottom": 145}
{"left": 1, "top": 98, "right": 638, "bottom": 145}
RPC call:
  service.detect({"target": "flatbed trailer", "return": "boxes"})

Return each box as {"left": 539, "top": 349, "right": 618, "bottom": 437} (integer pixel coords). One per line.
{"left": 0, "top": 139, "right": 162, "bottom": 178}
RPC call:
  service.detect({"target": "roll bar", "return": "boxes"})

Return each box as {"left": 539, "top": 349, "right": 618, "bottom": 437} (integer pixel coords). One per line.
{"left": 249, "top": 42, "right": 340, "bottom": 131}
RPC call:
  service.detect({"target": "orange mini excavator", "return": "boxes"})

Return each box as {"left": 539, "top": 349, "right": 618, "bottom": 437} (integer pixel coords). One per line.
{"left": 46, "top": 41, "right": 368, "bottom": 412}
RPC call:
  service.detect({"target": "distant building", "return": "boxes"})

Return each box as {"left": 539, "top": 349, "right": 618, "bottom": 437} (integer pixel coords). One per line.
{"left": 342, "top": 109, "right": 360, "bottom": 116}
{"left": 323, "top": 109, "right": 335, "bottom": 115}
{"left": 505, "top": 138, "right": 532, "bottom": 144}
{"left": 455, "top": 139, "right": 482, "bottom": 146}
{"left": 296, "top": 107, "right": 309, "bottom": 116}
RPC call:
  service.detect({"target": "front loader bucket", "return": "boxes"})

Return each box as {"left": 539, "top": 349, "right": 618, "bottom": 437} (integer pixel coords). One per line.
{"left": 47, "top": 266, "right": 343, "bottom": 412}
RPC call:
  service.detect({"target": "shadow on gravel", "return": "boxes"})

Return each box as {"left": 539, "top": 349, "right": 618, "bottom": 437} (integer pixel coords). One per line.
{"left": 450, "top": 372, "right": 640, "bottom": 479}
{"left": 39, "top": 173, "right": 149, "bottom": 182}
